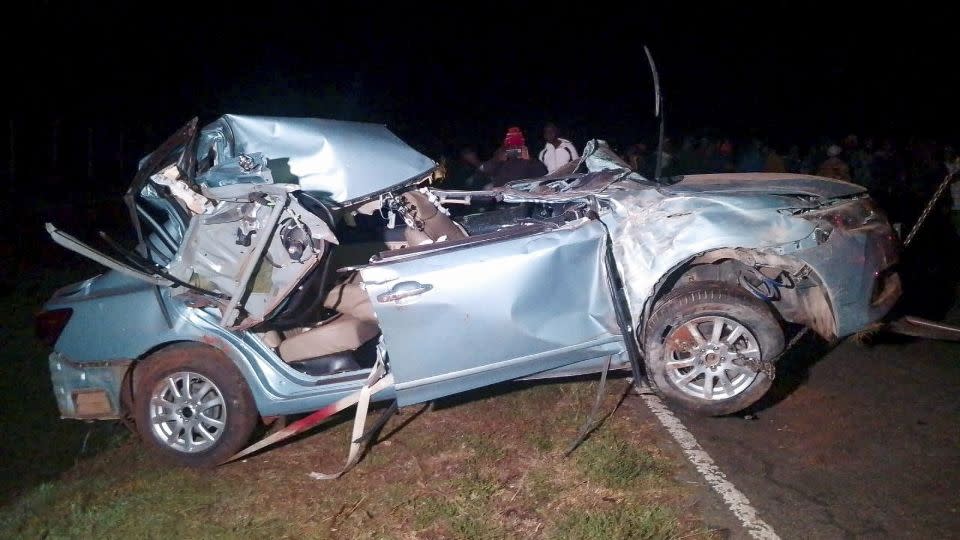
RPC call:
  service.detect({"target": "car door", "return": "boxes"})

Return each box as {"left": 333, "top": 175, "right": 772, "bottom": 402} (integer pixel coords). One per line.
{"left": 360, "top": 218, "right": 624, "bottom": 406}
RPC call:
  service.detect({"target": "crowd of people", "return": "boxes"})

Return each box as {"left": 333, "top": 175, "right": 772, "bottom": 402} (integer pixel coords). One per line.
{"left": 442, "top": 124, "right": 960, "bottom": 231}
{"left": 443, "top": 123, "right": 580, "bottom": 191}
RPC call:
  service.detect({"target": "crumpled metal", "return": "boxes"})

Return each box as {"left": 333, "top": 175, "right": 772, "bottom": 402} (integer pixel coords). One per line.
{"left": 195, "top": 115, "right": 437, "bottom": 205}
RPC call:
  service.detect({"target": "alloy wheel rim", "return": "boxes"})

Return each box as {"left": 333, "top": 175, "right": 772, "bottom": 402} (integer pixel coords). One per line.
{"left": 149, "top": 371, "right": 226, "bottom": 453}
{"left": 663, "top": 316, "right": 761, "bottom": 401}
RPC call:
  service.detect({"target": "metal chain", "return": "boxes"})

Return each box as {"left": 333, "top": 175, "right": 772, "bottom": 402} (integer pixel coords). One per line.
{"left": 903, "top": 171, "right": 957, "bottom": 248}
{"left": 732, "top": 326, "right": 809, "bottom": 380}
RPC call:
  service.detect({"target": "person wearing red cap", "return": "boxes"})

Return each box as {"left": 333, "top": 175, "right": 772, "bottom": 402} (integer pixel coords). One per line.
{"left": 479, "top": 127, "right": 547, "bottom": 188}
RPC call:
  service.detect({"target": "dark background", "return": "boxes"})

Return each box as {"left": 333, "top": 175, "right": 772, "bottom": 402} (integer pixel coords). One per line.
{"left": 6, "top": 3, "right": 959, "bottom": 158}
{"left": 1, "top": 2, "right": 958, "bottom": 276}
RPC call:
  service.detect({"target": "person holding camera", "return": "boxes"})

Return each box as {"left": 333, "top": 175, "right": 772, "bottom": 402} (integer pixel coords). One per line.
{"left": 480, "top": 127, "right": 547, "bottom": 188}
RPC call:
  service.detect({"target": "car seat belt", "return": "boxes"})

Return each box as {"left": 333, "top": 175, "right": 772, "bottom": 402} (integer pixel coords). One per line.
{"left": 222, "top": 354, "right": 394, "bottom": 473}
{"left": 309, "top": 358, "right": 394, "bottom": 480}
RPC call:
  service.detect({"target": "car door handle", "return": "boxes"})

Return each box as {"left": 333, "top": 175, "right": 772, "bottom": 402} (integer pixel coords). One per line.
{"left": 377, "top": 281, "right": 433, "bottom": 303}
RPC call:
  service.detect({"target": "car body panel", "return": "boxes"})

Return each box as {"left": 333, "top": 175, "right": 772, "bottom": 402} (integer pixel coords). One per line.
{"left": 195, "top": 115, "right": 437, "bottom": 204}
{"left": 668, "top": 172, "right": 866, "bottom": 199}
{"left": 499, "top": 161, "right": 899, "bottom": 340}
{"left": 360, "top": 219, "right": 623, "bottom": 406}
{"left": 43, "top": 272, "right": 392, "bottom": 418}
{"left": 600, "top": 187, "right": 820, "bottom": 321}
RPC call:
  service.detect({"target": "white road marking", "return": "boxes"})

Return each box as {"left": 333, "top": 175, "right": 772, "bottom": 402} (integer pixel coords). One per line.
{"left": 639, "top": 390, "right": 780, "bottom": 540}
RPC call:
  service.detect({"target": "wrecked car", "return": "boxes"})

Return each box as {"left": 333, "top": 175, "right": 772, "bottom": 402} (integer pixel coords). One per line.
{"left": 38, "top": 115, "right": 900, "bottom": 467}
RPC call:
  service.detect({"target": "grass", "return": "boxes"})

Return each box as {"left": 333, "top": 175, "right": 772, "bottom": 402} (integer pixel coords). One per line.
{"left": 576, "top": 432, "right": 671, "bottom": 490}
{"left": 552, "top": 505, "right": 680, "bottom": 540}
{"left": 1, "top": 262, "right": 715, "bottom": 539}
{"left": 2, "top": 470, "right": 289, "bottom": 539}
{"left": 0, "top": 376, "right": 714, "bottom": 540}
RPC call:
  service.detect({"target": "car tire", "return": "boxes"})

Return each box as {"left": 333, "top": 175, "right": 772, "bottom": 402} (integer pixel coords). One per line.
{"left": 643, "top": 281, "right": 784, "bottom": 416}
{"left": 133, "top": 344, "right": 258, "bottom": 468}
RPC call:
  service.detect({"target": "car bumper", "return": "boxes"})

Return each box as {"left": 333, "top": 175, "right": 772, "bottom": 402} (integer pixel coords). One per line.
{"left": 798, "top": 222, "right": 901, "bottom": 338}
{"left": 49, "top": 352, "right": 127, "bottom": 420}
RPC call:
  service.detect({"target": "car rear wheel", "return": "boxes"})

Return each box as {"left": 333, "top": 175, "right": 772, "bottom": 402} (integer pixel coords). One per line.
{"left": 133, "top": 344, "right": 257, "bottom": 468}
{"left": 643, "top": 281, "right": 784, "bottom": 416}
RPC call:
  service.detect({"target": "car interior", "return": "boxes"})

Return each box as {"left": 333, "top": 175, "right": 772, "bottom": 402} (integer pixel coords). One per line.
{"left": 252, "top": 189, "right": 472, "bottom": 376}
{"left": 250, "top": 186, "right": 590, "bottom": 377}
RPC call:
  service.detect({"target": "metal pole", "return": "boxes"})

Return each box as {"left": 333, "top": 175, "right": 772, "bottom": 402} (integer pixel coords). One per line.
{"left": 643, "top": 46, "right": 665, "bottom": 181}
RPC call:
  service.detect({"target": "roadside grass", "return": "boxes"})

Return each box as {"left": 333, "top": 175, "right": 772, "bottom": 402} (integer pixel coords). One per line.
{"left": 553, "top": 505, "right": 679, "bottom": 540}
{"left": 576, "top": 431, "right": 671, "bottom": 490}
{"left": 2, "top": 374, "right": 718, "bottom": 539}
{"left": 2, "top": 263, "right": 717, "bottom": 539}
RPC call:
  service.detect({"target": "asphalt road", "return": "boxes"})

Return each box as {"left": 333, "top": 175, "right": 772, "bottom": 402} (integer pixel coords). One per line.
{"left": 661, "top": 333, "right": 960, "bottom": 539}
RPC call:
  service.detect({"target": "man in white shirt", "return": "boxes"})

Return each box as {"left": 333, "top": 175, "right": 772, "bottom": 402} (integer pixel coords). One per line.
{"left": 538, "top": 122, "right": 579, "bottom": 173}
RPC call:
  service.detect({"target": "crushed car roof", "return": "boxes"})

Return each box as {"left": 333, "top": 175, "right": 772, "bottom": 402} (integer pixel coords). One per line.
{"left": 196, "top": 115, "right": 437, "bottom": 204}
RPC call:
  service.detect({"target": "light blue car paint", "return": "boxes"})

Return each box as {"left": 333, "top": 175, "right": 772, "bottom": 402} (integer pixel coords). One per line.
{"left": 42, "top": 118, "right": 901, "bottom": 422}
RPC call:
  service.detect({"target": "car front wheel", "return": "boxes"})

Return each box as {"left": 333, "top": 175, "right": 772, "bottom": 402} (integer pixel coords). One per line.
{"left": 133, "top": 344, "right": 258, "bottom": 467}
{"left": 643, "top": 281, "right": 784, "bottom": 416}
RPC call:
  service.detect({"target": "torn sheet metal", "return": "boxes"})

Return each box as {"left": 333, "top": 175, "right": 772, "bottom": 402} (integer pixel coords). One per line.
{"left": 196, "top": 152, "right": 273, "bottom": 188}
{"left": 170, "top": 183, "right": 337, "bottom": 329}
{"left": 46, "top": 223, "right": 175, "bottom": 287}
{"left": 195, "top": 115, "right": 437, "bottom": 204}
{"left": 151, "top": 163, "right": 214, "bottom": 214}
{"left": 500, "top": 140, "right": 653, "bottom": 203}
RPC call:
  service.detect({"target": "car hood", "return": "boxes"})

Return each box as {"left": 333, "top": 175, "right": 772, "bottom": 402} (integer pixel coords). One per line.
{"left": 665, "top": 173, "right": 866, "bottom": 199}
{"left": 195, "top": 115, "right": 437, "bottom": 205}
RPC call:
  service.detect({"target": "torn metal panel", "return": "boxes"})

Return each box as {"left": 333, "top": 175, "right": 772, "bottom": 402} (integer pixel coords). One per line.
{"left": 195, "top": 115, "right": 437, "bottom": 204}
{"left": 196, "top": 152, "right": 273, "bottom": 188}
{"left": 500, "top": 140, "right": 654, "bottom": 204}
{"left": 151, "top": 163, "right": 213, "bottom": 214}
{"left": 46, "top": 223, "right": 174, "bottom": 287}
{"left": 170, "top": 184, "right": 337, "bottom": 329}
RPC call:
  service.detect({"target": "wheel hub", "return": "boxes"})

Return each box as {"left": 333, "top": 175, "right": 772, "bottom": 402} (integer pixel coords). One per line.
{"left": 703, "top": 351, "right": 720, "bottom": 368}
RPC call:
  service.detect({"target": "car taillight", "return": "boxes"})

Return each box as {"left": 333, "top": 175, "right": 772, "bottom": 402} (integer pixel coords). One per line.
{"left": 35, "top": 309, "right": 73, "bottom": 347}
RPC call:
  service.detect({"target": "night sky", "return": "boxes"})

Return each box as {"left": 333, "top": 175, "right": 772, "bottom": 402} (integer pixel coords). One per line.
{"left": 3, "top": 1, "right": 958, "bottom": 199}
{"left": 1, "top": 3, "right": 958, "bottom": 292}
